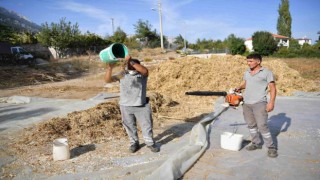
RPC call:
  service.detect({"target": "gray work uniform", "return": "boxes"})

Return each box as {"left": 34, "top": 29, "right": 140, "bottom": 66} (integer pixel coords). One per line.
{"left": 242, "top": 67, "right": 276, "bottom": 148}
{"left": 119, "top": 71, "right": 154, "bottom": 146}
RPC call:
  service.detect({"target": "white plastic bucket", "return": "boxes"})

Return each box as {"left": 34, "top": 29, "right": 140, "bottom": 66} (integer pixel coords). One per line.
{"left": 220, "top": 132, "right": 243, "bottom": 151}
{"left": 53, "top": 138, "right": 70, "bottom": 161}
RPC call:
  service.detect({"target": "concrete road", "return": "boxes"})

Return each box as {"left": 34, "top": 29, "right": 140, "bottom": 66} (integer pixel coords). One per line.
{"left": 183, "top": 96, "right": 320, "bottom": 180}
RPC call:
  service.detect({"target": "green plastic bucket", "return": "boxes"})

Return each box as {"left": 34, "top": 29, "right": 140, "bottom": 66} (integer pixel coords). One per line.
{"left": 99, "top": 43, "right": 129, "bottom": 63}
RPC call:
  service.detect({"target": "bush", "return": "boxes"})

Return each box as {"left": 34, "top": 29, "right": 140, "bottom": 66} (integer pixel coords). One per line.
{"left": 300, "top": 46, "right": 320, "bottom": 57}
{"left": 225, "top": 34, "right": 246, "bottom": 55}
{"left": 273, "top": 44, "right": 320, "bottom": 58}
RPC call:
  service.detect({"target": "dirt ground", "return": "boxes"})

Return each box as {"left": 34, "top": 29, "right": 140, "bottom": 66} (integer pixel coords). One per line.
{"left": 1, "top": 50, "right": 319, "bottom": 179}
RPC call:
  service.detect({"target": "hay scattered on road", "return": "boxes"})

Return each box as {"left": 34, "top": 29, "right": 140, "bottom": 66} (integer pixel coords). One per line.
{"left": 12, "top": 101, "right": 124, "bottom": 150}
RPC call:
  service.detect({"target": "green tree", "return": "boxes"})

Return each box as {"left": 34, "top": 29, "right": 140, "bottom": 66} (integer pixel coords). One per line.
{"left": 0, "top": 24, "right": 15, "bottom": 42}
{"left": 174, "top": 34, "right": 187, "bottom": 49}
{"left": 252, "top": 31, "right": 277, "bottom": 56}
{"left": 36, "top": 17, "right": 81, "bottom": 54}
{"left": 109, "top": 27, "right": 127, "bottom": 43}
{"left": 124, "top": 36, "right": 140, "bottom": 49}
{"left": 75, "top": 32, "right": 109, "bottom": 53}
{"left": 12, "top": 31, "right": 37, "bottom": 44}
{"left": 188, "top": 38, "right": 227, "bottom": 53}
{"left": 0, "top": 24, "right": 37, "bottom": 45}
{"left": 133, "top": 19, "right": 160, "bottom": 48}
{"left": 213, "top": 40, "right": 227, "bottom": 50}
{"left": 194, "top": 38, "right": 214, "bottom": 52}
{"left": 36, "top": 22, "right": 51, "bottom": 46}
{"left": 225, "top": 34, "right": 246, "bottom": 55}
{"left": 314, "top": 41, "right": 320, "bottom": 50}
{"left": 288, "top": 38, "right": 300, "bottom": 50}
{"left": 277, "top": 0, "right": 292, "bottom": 37}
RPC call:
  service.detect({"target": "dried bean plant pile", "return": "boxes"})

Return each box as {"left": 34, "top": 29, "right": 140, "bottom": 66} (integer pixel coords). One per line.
{"left": 12, "top": 101, "right": 124, "bottom": 150}
{"left": 146, "top": 55, "right": 318, "bottom": 119}
{"left": 148, "top": 55, "right": 318, "bottom": 99}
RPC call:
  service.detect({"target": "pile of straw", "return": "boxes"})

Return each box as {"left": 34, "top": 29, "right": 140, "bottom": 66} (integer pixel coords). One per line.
{"left": 148, "top": 55, "right": 317, "bottom": 100}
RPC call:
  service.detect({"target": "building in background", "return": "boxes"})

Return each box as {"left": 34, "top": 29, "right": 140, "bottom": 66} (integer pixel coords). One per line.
{"left": 244, "top": 34, "right": 289, "bottom": 52}
{"left": 166, "top": 36, "right": 178, "bottom": 50}
{"left": 296, "top": 36, "right": 312, "bottom": 46}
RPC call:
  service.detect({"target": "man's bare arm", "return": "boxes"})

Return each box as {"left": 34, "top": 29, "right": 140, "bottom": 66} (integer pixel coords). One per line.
{"left": 130, "top": 62, "right": 148, "bottom": 77}
{"left": 267, "top": 82, "right": 277, "bottom": 112}
{"left": 235, "top": 81, "right": 246, "bottom": 92}
{"left": 104, "top": 63, "right": 123, "bottom": 83}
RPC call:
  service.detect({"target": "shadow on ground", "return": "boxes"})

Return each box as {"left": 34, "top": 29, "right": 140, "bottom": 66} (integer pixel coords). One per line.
{"left": 70, "top": 144, "right": 96, "bottom": 158}
{"left": 154, "top": 113, "right": 210, "bottom": 146}
{"left": 268, "top": 112, "right": 291, "bottom": 147}
{"left": 0, "top": 107, "right": 56, "bottom": 123}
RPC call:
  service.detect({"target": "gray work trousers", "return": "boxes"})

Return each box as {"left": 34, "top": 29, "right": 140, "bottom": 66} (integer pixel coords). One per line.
{"left": 243, "top": 102, "right": 275, "bottom": 148}
{"left": 120, "top": 103, "right": 154, "bottom": 146}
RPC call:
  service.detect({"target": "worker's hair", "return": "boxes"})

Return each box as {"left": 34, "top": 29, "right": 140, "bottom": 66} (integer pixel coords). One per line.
{"left": 126, "top": 59, "right": 141, "bottom": 70}
{"left": 247, "top": 53, "right": 262, "bottom": 61}
{"left": 131, "top": 59, "right": 140, "bottom": 64}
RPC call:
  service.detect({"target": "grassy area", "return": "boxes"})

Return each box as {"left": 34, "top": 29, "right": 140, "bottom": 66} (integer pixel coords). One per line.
{"left": 268, "top": 57, "right": 320, "bottom": 81}
{"left": 0, "top": 55, "right": 104, "bottom": 89}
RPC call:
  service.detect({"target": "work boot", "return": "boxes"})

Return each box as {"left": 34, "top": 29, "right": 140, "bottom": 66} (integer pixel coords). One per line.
{"left": 147, "top": 144, "right": 160, "bottom": 152}
{"left": 267, "top": 147, "right": 278, "bottom": 158}
{"left": 129, "top": 143, "right": 140, "bottom": 153}
{"left": 246, "top": 143, "right": 262, "bottom": 151}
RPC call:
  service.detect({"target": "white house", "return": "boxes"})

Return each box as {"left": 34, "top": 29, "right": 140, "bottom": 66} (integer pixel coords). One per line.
{"left": 244, "top": 34, "right": 290, "bottom": 52}
{"left": 166, "top": 36, "right": 179, "bottom": 50}
{"left": 296, "top": 36, "right": 312, "bottom": 45}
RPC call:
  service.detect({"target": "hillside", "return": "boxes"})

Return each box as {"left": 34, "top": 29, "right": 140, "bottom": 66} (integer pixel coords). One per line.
{"left": 0, "top": 6, "right": 41, "bottom": 33}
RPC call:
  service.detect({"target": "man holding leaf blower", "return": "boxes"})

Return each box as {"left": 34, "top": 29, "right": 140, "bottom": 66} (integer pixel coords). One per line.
{"left": 235, "top": 53, "right": 277, "bottom": 158}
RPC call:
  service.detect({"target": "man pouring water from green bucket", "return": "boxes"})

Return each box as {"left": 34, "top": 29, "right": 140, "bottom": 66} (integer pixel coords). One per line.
{"left": 101, "top": 43, "right": 160, "bottom": 153}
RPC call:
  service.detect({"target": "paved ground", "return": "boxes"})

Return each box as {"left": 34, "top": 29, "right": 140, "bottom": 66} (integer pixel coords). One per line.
{"left": 183, "top": 96, "right": 320, "bottom": 180}
{"left": 0, "top": 94, "right": 193, "bottom": 179}
{"left": 1, "top": 95, "right": 319, "bottom": 179}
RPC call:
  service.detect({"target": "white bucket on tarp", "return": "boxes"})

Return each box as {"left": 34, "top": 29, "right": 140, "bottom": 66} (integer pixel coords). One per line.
{"left": 53, "top": 138, "right": 70, "bottom": 161}
{"left": 220, "top": 132, "right": 243, "bottom": 151}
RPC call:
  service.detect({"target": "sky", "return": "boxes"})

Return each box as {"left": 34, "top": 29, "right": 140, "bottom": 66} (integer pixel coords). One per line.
{"left": 0, "top": 0, "right": 319, "bottom": 44}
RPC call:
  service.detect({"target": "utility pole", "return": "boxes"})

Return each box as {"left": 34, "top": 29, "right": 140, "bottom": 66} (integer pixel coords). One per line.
{"left": 151, "top": 0, "right": 164, "bottom": 51}
{"left": 183, "top": 21, "right": 186, "bottom": 52}
{"left": 158, "top": 0, "right": 164, "bottom": 51}
{"left": 111, "top": 18, "right": 114, "bottom": 35}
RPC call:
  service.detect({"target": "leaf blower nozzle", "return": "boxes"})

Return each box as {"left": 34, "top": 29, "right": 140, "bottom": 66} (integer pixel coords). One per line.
{"left": 185, "top": 91, "right": 228, "bottom": 96}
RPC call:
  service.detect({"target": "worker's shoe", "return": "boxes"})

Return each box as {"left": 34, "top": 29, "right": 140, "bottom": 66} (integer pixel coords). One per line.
{"left": 129, "top": 143, "right": 140, "bottom": 153}
{"left": 246, "top": 143, "right": 262, "bottom": 151}
{"left": 267, "top": 147, "right": 278, "bottom": 158}
{"left": 147, "top": 144, "right": 160, "bottom": 152}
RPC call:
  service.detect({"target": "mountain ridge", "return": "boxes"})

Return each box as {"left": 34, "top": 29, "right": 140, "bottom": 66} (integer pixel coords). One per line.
{"left": 0, "top": 6, "right": 41, "bottom": 33}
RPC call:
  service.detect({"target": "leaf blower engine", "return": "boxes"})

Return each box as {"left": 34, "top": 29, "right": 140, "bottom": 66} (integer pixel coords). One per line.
{"left": 185, "top": 89, "right": 244, "bottom": 107}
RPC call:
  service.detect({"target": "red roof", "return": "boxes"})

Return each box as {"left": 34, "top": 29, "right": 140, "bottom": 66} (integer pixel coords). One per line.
{"left": 246, "top": 34, "right": 289, "bottom": 41}
{"left": 272, "top": 34, "right": 289, "bottom": 39}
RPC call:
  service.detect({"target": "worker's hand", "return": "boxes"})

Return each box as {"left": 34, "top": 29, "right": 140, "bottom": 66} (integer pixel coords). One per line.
{"left": 124, "top": 55, "right": 132, "bottom": 62}
{"left": 234, "top": 87, "right": 241, "bottom": 93}
{"left": 266, "top": 102, "right": 275, "bottom": 112}
{"left": 106, "top": 63, "right": 114, "bottom": 70}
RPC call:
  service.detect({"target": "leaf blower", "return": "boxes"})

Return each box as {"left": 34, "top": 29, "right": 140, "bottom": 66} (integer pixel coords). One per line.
{"left": 185, "top": 89, "right": 243, "bottom": 107}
